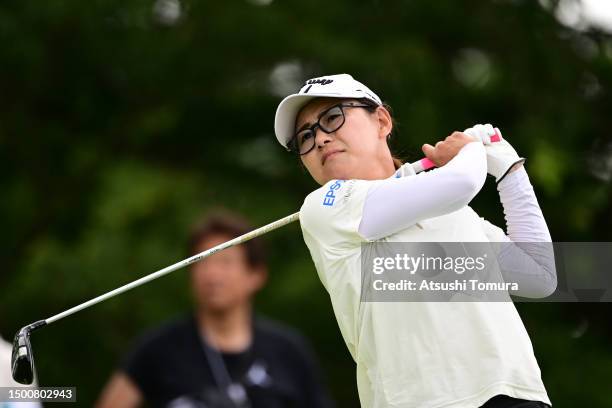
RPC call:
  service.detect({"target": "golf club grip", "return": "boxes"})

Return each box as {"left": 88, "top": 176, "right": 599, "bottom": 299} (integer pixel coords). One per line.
{"left": 411, "top": 127, "right": 502, "bottom": 174}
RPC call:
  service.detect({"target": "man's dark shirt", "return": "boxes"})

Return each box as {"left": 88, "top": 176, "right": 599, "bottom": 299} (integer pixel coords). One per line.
{"left": 121, "top": 315, "right": 333, "bottom": 408}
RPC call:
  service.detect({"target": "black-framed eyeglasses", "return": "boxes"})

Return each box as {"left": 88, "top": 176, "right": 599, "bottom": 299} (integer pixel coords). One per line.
{"left": 287, "top": 102, "right": 377, "bottom": 155}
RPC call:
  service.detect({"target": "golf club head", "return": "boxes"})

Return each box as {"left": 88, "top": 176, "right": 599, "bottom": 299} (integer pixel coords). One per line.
{"left": 11, "top": 320, "right": 45, "bottom": 385}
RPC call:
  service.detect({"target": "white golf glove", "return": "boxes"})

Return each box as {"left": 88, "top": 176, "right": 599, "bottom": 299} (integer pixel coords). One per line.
{"left": 463, "top": 123, "right": 525, "bottom": 183}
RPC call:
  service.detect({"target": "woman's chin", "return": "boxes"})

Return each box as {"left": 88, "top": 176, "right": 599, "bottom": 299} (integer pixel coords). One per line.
{"left": 312, "top": 155, "right": 359, "bottom": 184}
{"left": 323, "top": 163, "right": 353, "bottom": 181}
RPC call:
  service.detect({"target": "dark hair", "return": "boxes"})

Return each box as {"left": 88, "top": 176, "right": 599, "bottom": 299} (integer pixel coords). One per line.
{"left": 188, "top": 210, "right": 267, "bottom": 268}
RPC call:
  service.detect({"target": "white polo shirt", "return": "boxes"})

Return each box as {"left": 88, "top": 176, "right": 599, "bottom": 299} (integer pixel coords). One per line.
{"left": 299, "top": 175, "right": 551, "bottom": 408}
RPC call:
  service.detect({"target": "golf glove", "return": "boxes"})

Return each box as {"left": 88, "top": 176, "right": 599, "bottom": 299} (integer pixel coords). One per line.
{"left": 464, "top": 123, "right": 525, "bottom": 183}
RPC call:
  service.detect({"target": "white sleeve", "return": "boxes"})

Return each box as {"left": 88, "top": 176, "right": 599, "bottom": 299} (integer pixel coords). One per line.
{"left": 480, "top": 167, "right": 557, "bottom": 298}
{"left": 358, "top": 141, "right": 487, "bottom": 241}
{"left": 497, "top": 166, "right": 551, "bottom": 242}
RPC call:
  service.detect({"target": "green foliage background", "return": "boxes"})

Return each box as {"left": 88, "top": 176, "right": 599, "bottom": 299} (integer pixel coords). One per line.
{"left": 1, "top": 0, "right": 611, "bottom": 406}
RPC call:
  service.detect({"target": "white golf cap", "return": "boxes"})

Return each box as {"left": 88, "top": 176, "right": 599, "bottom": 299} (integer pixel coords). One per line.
{"left": 274, "top": 74, "right": 382, "bottom": 149}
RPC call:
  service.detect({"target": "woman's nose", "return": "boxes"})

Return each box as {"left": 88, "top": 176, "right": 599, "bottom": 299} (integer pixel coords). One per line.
{"left": 315, "top": 129, "right": 334, "bottom": 149}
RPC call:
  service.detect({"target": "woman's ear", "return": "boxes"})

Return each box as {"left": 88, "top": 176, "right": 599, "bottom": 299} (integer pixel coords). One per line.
{"left": 376, "top": 106, "right": 393, "bottom": 140}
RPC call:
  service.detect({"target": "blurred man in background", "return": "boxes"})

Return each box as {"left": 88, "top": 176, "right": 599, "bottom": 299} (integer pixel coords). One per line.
{"left": 96, "top": 210, "right": 333, "bottom": 408}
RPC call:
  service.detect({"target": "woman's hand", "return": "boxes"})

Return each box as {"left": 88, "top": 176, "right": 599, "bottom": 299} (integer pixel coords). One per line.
{"left": 421, "top": 131, "right": 479, "bottom": 167}
{"left": 463, "top": 124, "right": 526, "bottom": 183}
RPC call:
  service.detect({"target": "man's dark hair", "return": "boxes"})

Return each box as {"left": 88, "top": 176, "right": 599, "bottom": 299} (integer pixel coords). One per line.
{"left": 188, "top": 210, "right": 267, "bottom": 268}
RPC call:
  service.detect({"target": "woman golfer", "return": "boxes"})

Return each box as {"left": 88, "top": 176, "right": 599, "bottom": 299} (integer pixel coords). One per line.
{"left": 273, "top": 74, "right": 555, "bottom": 408}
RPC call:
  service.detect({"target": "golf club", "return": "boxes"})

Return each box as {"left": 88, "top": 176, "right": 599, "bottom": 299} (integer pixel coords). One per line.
{"left": 11, "top": 212, "right": 299, "bottom": 385}
{"left": 11, "top": 127, "right": 502, "bottom": 385}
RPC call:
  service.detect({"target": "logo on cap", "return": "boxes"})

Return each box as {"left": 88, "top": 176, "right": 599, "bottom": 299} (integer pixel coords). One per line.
{"left": 306, "top": 78, "right": 333, "bottom": 86}
{"left": 301, "top": 78, "right": 334, "bottom": 94}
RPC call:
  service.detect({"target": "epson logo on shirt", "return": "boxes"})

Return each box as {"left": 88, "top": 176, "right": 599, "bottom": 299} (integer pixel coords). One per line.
{"left": 323, "top": 180, "right": 345, "bottom": 206}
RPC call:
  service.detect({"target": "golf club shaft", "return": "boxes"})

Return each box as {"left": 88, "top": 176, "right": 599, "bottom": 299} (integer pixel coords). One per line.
{"left": 45, "top": 212, "right": 300, "bottom": 325}
{"left": 43, "top": 131, "right": 499, "bottom": 326}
